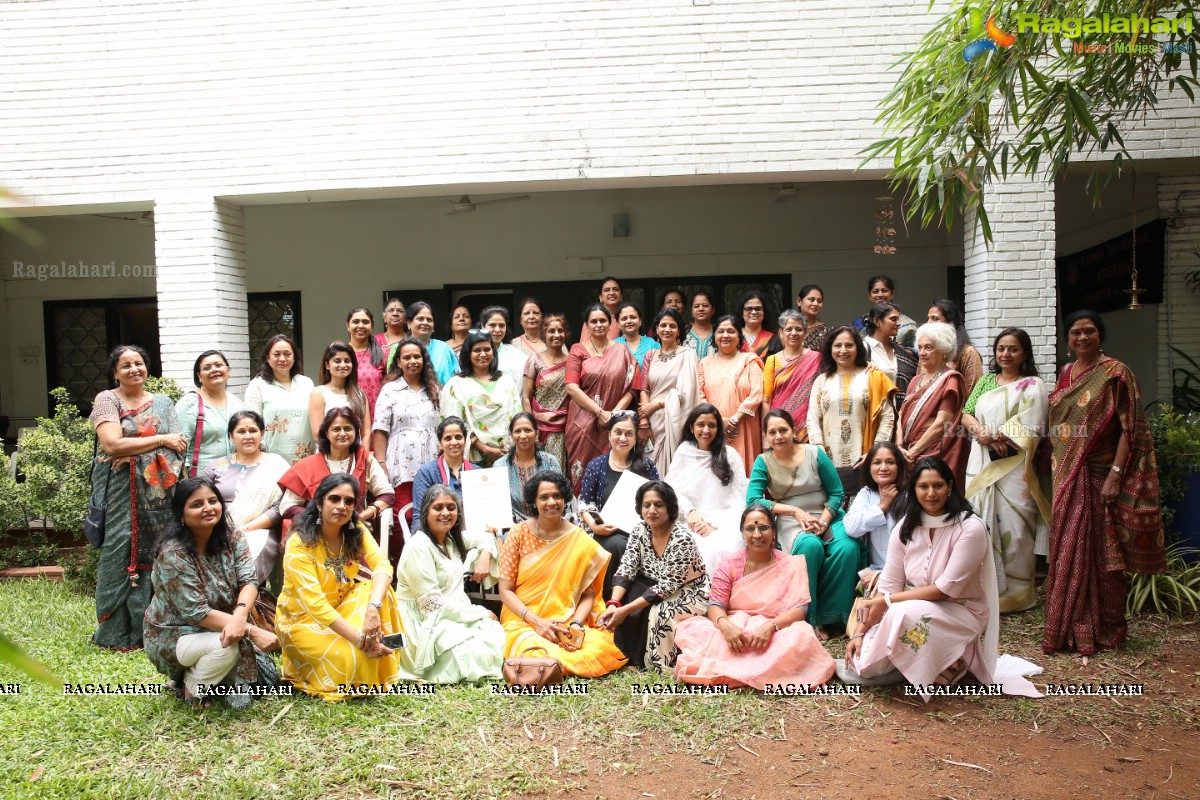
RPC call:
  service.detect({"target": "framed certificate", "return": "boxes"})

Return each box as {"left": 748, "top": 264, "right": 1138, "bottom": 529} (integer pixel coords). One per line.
{"left": 460, "top": 467, "right": 515, "bottom": 534}
{"left": 598, "top": 470, "right": 650, "bottom": 533}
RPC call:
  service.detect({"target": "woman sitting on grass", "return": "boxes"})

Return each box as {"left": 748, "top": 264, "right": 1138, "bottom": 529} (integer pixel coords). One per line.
{"left": 144, "top": 477, "right": 280, "bottom": 709}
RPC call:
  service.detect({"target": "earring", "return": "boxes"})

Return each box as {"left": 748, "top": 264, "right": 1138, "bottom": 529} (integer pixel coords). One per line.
{"left": 316, "top": 512, "right": 322, "bottom": 524}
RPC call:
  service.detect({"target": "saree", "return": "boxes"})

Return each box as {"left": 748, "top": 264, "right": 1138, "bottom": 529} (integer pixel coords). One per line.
{"left": 743, "top": 329, "right": 780, "bottom": 360}
{"left": 440, "top": 374, "right": 523, "bottom": 464}
{"left": 964, "top": 375, "right": 1050, "bottom": 613}
{"left": 899, "top": 369, "right": 968, "bottom": 486}
{"left": 698, "top": 351, "right": 764, "bottom": 476}
{"left": 762, "top": 350, "right": 822, "bottom": 441}
{"left": 643, "top": 348, "right": 700, "bottom": 475}
{"left": 1043, "top": 358, "right": 1166, "bottom": 655}
{"left": 89, "top": 392, "right": 183, "bottom": 650}
{"left": 564, "top": 343, "right": 644, "bottom": 492}
{"left": 500, "top": 524, "right": 627, "bottom": 677}
{"left": 674, "top": 550, "right": 835, "bottom": 689}
{"left": 526, "top": 357, "right": 569, "bottom": 471}
{"left": 202, "top": 452, "right": 290, "bottom": 583}
{"left": 278, "top": 448, "right": 372, "bottom": 516}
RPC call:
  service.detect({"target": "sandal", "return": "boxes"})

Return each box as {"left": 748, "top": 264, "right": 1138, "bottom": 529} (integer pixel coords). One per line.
{"left": 934, "top": 658, "right": 968, "bottom": 686}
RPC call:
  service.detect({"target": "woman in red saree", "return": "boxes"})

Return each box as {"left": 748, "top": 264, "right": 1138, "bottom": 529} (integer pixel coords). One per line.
{"left": 761, "top": 309, "right": 822, "bottom": 441}
{"left": 674, "top": 506, "right": 835, "bottom": 690}
{"left": 1043, "top": 310, "right": 1166, "bottom": 655}
{"left": 564, "top": 304, "right": 645, "bottom": 492}
{"left": 898, "top": 323, "right": 968, "bottom": 487}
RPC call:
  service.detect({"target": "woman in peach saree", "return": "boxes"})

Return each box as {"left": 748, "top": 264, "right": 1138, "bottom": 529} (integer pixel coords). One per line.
{"left": 498, "top": 471, "right": 627, "bottom": 677}
{"left": 674, "top": 506, "right": 835, "bottom": 690}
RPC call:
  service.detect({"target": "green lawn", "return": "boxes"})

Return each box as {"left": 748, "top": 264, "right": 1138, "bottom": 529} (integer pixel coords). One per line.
{"left": 0, "top": 580, "right": 800, "bottom": 800}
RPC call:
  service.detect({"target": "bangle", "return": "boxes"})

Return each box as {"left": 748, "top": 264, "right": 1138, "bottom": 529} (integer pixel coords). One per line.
{"left": 607, "top": 599, "right": 622, "bottom": 608}
{"left": 848, "top": 632, "right": 865, "bottom": 640}
{"left": 368, "top": 600, "right": 383, "bottom": 610}
{"left": 235, "top": 602, "right": 247, "bottom": 608}
{"left": 883, "top": 593, "right": 893, "bottom": 608}
{"left": 1110, "top": 464, "right": 1123, "bottom": 474}
{"left": 570, "top": 620, "right": 585, "bottom": 629}
{"left": 771, "top": 622, "right": 781, "bottom": 632}
{"left": 521, "top": 608, "right": 531, "bottom": 621}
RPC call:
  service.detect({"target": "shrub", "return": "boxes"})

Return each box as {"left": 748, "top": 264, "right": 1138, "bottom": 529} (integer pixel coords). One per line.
{"left": 60, "top": 546, "right": 99, "bottom": 595}
{"left": 17, "top": 388, "right": 93, "bottom": 540}
{"left": 1128, "top": 547, "right": 1200, "bottom": 617}
{"left": 144, "top": 375, "right": 184, "bottom": 404}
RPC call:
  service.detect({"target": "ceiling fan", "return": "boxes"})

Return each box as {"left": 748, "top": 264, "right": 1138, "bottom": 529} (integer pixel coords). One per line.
{"left": 764, "top": 184, "right": 801, "bottom": 203}
{"left": 446, "top": 194, "right": 531, "bottom": 215}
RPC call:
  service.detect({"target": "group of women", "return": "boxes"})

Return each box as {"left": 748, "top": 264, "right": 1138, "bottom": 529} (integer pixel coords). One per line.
{"left": 87, "top": 275, "right": 1165, "bottom": 705}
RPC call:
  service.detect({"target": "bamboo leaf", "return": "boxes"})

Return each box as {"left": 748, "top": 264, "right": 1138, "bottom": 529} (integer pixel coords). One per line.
{"left": 0, "top": 631, "right": 61, "bottom": 687}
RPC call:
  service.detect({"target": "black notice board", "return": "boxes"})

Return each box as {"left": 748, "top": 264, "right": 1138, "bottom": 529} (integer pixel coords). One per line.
{"left": 1056, "top": 219, "right": 1165, "bottom": 316}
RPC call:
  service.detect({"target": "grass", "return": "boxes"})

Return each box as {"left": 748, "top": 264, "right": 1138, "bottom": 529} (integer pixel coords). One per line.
{"left": 0, "top": 580, "right": 1196, "bottom": 799}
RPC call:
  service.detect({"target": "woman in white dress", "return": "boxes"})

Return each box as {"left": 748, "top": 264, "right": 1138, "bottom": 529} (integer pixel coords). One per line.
{"left": 664, "top": 403, "right": 750, "bottom": 573}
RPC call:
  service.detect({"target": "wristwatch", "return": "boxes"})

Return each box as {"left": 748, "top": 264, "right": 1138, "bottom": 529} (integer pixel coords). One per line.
{"left": 368, "top": 600, "right": 382, "bottom": 610}
{"left": 1110, "top": 464, "right": 1123, "bottom": 474}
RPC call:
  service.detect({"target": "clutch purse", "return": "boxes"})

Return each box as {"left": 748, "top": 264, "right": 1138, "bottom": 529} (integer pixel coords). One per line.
{"left": 845, "top": 569, "right": 882, "bottom": 638}
{"left": 502, "top": 646, "right": 563, "bottom": 688}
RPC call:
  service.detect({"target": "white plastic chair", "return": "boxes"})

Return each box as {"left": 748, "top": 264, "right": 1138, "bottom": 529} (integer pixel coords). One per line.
{"left": 378, "top": 503, "right": 414, "bottom": 568}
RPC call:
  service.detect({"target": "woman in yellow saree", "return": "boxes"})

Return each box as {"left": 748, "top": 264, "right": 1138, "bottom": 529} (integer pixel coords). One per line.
{"left": 498, "top": 470, "right": 627, "bottom": 677}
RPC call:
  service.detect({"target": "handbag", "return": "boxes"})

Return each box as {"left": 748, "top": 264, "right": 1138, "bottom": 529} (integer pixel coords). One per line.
{"left": 501, "top": 645, "right": 563, "bottom": 688}
{"left": 249, "top": 587, "right": 278, "bottom": 635}
{"left": 845, "top": 569, "right": 882, "bottom": 638}
{"left": 83, "top": 436, "right": 111, "bottom": 549}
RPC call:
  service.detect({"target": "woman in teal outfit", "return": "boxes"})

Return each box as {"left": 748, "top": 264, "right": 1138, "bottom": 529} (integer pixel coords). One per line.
{"left": 747, "top": 409, "right": 857, "bottom": 640}
{"left": 175, "top": 350, "right": 243, "bottom": 476}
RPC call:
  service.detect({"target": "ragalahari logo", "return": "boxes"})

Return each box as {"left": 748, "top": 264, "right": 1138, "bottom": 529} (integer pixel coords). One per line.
{"left": 963, "top": 8, "right": 1016, "bottom": 61}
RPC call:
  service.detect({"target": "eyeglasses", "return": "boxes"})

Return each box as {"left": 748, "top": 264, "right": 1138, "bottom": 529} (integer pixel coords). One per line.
{"left": 743, "top": 307, "right": 764, "bottom": 314}
{"left": 325, "top": 495, "right": 356, "bottom": 506}
{"left": 742, "top": 524, "right": 773, "bottom": 534}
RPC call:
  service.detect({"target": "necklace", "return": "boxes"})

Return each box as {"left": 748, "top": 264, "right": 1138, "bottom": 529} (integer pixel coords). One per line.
{"left": 914, "top": 366, "right": 947, "bottom": 394}
{"left": 587, "top": 340, "right": 609, "bottom": 358}
{"left": 323, "top": 536, "right": 349, "bottom": 583}
{"left": 531, "top": 517, "right": 567, "bottom": 542}
{"left": 657, "top": 347, "right": 680, "bottom": 362}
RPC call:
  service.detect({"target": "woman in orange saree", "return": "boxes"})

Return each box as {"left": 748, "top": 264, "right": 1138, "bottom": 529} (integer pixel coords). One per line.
{"left": 674, "top": 506, "right": 835, "bottom": 690}
{"left": 498, "top": 471, "right": 627, "bottom": 677}
{"left": 1043, "top": 310, "right": 1166, "bottom": 655}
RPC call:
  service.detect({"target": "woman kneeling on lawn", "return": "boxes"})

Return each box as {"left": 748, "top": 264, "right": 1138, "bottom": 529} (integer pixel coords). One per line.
{"left": 275, "top": 474, "right": 402, "bottom": 701}
{"left": 144, "top": 477, "right": 280, "bottom": 709}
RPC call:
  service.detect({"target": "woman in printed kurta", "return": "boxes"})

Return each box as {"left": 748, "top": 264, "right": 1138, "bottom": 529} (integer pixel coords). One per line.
{"left": 564, "top": 304, "right": 645, "bottom": 493}
{"left": 91, "top": 345, "right": 187, "bottom": 650}
{"left": 598, "top": 482, "right": 708, "bottom": 671}
{"left": 640, "top": 309, "right": 699, "bottom": 476}
{"left": 176, "top": 350, "right": 243, "bottom": 476}
{"left": 394, "top": 485, "right": 504, "bottom": 683}
{"left": 962, "top": 328, "right": 1050, "bottom": 614}
{"left": 614, "top": 302, "right": 661, "bottom": 364}
{"left": 698, "top": 315, "right": 764, "bottom": 476}
{"left": 498, "top": 471, "right": 627, "bottom": 677}
{"left": 144, "top": 478, "right": 279, "bottom": 706}
{"left": 346, "top": 306, "right": 388, "bottom": 416}
{"left": 440, "top": 331, "right": 523, "bottom": 466}
{"left": 748, "top": 410, "right": 856, "bottom": 636}
{"left": 1042, "top": 310, "right": 1165, "bottom": 655}
{"left": 807, "top": 326, "right": 897, "bottom": 500}
{"left": 674, "top": 506, "right": 835, "bottom": 690}
{"left": 243, "top": 334, "right": 315, "bottom": 464}
{"left": 843, "top": 457, "right": 997, "bottom": 701}
{"left": 276, "top": 475, "right": 402, "bottom": 701}
{"left": 684, "top": 290, "right": 717, "bottom": 359}
{"left": 522, "top": 312, "right": 571, "bottom": 471}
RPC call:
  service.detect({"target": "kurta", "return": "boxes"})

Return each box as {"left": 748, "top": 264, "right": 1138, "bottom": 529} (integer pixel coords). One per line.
{"left": 697, "top": 351, "right": 764, "bottom": 476}
{"left": 615, "top": 334, "right": 660, "bottom": 364}
{"left": 394, "top": 532, "right": 505, "bottom": 683}
{"left": 176, "top": 391, "right": 244, "bottom": 476}
{"left": 963, "top": 374, "right": 1050, "bottom": 613}
{"left": 90, "top": 391, "right": 183, "bottom": 650}
{"left": 275, "top": 524, "right": 402, "bottom": 701}
{"left": 748, "top": 447, "right": 857, "bottom": 628}
{"left": 373, "top": 380, "right": 440, "bottom": 486}
{"left": 848, "top": 514, "right": 995, "bottom": 701}
{"left": 354, "top": 347, "right": 385, "bottom": 418}
{"left": 684, "top": 328, "right": 714, "bottom": 359}
{"left": 440, "top": 374, "right": 523, "bottom": 464}
{"left": 495, "top": 451, "right": 562, "bottom": 523}
{"left": 612, "top": 520, "right": 709, "bottom": 671}
{"left": 499, "top": 524, "right": 627, "bottom": 677}
{"left": 143, "top": 531, "right": 259, "bottom": 688}
{"left": 496, "top": 342, "right": 529, "bottom": 383}
{"left": 643, "top": 347, "right": 700, "bottom": 475}
{"left": 665, "top": 442, "right": 750, "bottom": 574}
{"left": 674, "top": 550, "right": 835, "bottom": 690}
{"left": 244, "top": 375, "right": 316, "bottom": 464}
{"left": 807, "top": 369, "right": 897, "bottom": 468}
{"left": 842, "top": 487, "right": 898, "bottom": 571}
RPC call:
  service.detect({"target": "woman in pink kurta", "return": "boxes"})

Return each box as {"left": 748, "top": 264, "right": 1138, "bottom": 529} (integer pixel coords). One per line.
{"left": 674, "top": 506, "right": 835, "bottom": 690}
{"left": 698, "top": 315, "right": 764, "bottom": 476}
{"left": 843, "top": 456, "right": 997, "bottom": 701}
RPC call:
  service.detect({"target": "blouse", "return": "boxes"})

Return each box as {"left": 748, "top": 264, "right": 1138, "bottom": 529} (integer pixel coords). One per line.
{"left": 614, "top": 335, "right": 661, "bottom": 364}
{"left": 578, "top": 454, "right": 661, "bottom": 517}
{"left": 373, "top": 380, "right": 440, "bottom": 486}
{"left": 613, "top": 521, "right": 706, "bottom": 605}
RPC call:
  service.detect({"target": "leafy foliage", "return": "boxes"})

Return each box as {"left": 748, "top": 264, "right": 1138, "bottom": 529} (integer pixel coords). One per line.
{"left": 144, "top": 375, "right": 184, "bottom": 404}
{"left": 17, "top": 388, "right": 93, "bottom": 539}
{"left": 1128, "top": 547, "right": 1200, "bottom": 615}
{"left": 1170, "top": 346, "right": 1200, "bottom": 412}
{"left": 862, "top": 1, "right": 1200, "bottom": 240}
{"left": 1148, "top": 405, "right": 1200, "bottom": 532}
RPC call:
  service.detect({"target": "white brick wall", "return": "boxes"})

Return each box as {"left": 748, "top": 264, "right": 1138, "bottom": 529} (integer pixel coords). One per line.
{"left": 154, "top": 197, "right": 251, "bottom": 393}
{"left": 1157, "top": 174, "right": 1200, "bottom": 404}
{"left": 964, "top": 178, "right": 1057, "bottom": 367}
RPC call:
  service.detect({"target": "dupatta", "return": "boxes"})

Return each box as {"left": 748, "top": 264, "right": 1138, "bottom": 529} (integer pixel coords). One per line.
{"left": 766, "top": 350, "right": 822, "bottom": 439}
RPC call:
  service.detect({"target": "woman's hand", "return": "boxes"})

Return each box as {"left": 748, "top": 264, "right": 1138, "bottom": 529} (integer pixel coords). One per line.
{"left": 529, "top": 613, "right": 570, "bottom": 645}
{"left": 247, "top": 626, "right": 280, "bottom": 653}
{"left": 597, "top": 605, "right": 627, "bottom": 630}
{"left": 899, "top": 446, "right": 917, "bottom": 466}
{"left": 877, "top": 484, "right": 899, "bottom": 513}
{"left": 361, "top": 638, "right": 393, "bottom": 659}
{"left": 844, "top": 635, "right": 862, "bottom": 663}
{"left": 724, "top": 415, "right": 740, "bottom": 437}
{"left": 591, "top": 523, "right": 619, "bottom": 538}
{"left": 219, "top": 614, "right": 250, "bottom": 648}
{"left": 471, "top": 553, "right": 492, "bottom": 583}
{"left": 596, "top": 409, "right": 613, "bottom": 427}
{"left": 991, "top": 436, "right": 1015, "bottom": 458}
{"left": 717, "top": 618, "right": 748, "bottom": 653}
{"left": 745, "top": 621, "right": 776, "bottom": 650}
{"left": 686, "top": 512, "right": 714, "bottom": 537}
{"left": 1102, "top": 471, "right": 1122, "bottom": 504}
{"left": 477, "top": 442, "right": 505, "bottom": 460}
{"left": 159, "top": 433, "right": 188, "bottom": 454}
{"left": 974, "top": 428, "right": 995, "bottom": 447}
{"left": 792, "top": 508, "right": 820, "bottom": 532}
{"left": 361, "top": 607, "right": 382, "bottom": 641}
{"left": 855, "top": 597, "right": 887, "bottom": 630}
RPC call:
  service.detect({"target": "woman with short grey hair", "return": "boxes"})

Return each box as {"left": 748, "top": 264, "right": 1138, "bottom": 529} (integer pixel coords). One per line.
{"left": 897, "top": 322, "right": 969, "bottom": 486}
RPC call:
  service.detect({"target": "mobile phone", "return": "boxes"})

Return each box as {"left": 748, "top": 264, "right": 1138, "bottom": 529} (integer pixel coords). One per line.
{"left": 380, "top": 632, "right": 406, "bottom": 649}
